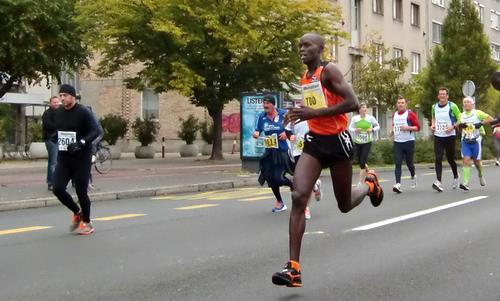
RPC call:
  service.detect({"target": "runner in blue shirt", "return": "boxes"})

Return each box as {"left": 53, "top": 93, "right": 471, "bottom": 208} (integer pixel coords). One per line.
{"left": 253, "top": 95, "right": 293, "bottom": 213}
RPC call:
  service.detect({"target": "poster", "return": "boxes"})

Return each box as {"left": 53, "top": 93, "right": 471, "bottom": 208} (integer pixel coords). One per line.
{"left": 240, "top": 92, "right": 280, "bottom": 159}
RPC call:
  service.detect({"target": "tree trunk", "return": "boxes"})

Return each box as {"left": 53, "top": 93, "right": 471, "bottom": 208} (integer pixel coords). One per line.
{"left": 209, "top": 106, "right": 224, "bottom": 160}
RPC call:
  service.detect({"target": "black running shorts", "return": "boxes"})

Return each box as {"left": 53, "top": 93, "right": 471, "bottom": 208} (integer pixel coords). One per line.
{"left": 302, "top": 131, "right": 354, "bottom": 168}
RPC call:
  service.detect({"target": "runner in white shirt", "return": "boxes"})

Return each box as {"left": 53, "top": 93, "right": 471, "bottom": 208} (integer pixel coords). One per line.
{"left": 349, "top": 103, "right": 380, "bottom": 184}
{"left": 286, "top": 119, "right": 322, "bottom": 220}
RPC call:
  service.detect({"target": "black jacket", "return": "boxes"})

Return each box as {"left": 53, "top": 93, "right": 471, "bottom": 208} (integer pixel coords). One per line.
{"left": 42, "top": 108, "right": 57, "bottom": 141}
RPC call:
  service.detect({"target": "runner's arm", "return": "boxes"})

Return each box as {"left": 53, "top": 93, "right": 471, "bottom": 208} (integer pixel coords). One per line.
{"left": 450, "top": 103, "right": 462, "bottom": 127}
{"left": 348, "top": 116, "right": 357, "bottom": 132}
{"left": 407, "top": 111, "right": 420, "bottom": 132}
{"left": 370, "top": 116, "right": 380, "bottom": 132}
{"left": 82, "top": 108, "right": 102, "bottom": 144}
{"left": 318, "top": 63, "right": 359, "bottom": 116}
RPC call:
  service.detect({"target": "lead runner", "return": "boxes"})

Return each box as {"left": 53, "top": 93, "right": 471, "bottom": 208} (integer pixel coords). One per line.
{"left": 271, "top": 33, "right": 384, "bottom": 287}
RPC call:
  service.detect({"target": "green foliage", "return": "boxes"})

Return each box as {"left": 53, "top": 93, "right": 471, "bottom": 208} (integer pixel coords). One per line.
{"left": 27, "top": 119, "right": 43, "bottom": 143}
{"left": 0, "top": 104, "right": 15, "bottom": 142}
{"left": 352, "top": 41, "right": 409, "bottom": 110}
{"left": 178, "top": 114, "right": 200, "bottom": 145}
{"left": 77, "top": 0, "right": 346, "bottom": 158}
{"left": 100, "top": 114, "right": 128, "bottom": 145}
{"left": 199, "top": 120, "right": 214, "bottom": 144}
{"left": 0, "top": 0, "right": 88, "bottom": 97}
{"left": 416, "top": 0, "right": 496, "bottom": 120}
{"left": 414, "top": 138, "right": 435, "bottom": 163}
{"left": 132, "top": 118, "right": 157, "bottom": 146}
{"left": 368, "top": 140, "right": 394, "bottom": 165}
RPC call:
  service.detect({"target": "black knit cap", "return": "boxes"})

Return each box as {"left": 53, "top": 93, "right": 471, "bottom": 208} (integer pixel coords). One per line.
{"left": 59, "top": 84, "right": 76, "bottom": 97}
{"left": 262, "top": 94, "right": 276, "bottom": 106}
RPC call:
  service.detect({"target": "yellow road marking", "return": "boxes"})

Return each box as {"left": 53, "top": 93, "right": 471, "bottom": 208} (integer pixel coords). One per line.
{"left": 175, "top": 204, "right": 220, "bottom": 210}
{"left": 93, "top": 214, "right": 147, "bottom": 221}
{"left": 153, "top": 190, "right": 221, "bottom": 200}
{"left": 239, "top": 196, "right": 273, "bottom": 202}
{"left": 0, "top": 226, "right": 53, "bottom": 236}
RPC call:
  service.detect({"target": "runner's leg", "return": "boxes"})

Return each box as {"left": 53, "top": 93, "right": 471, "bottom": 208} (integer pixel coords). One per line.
{"left": 73, "top": 156, "right": 92, "bottom": 223}
{"left": 52, "top": 159, "right": 80, "bottom": 215}
{"left": 289, "top": 153, "right": 322, "bottom": 262}
{"left": 394, "top": 142, "right": 403, "bottom": 184}
{"left": 329, "top": 159, "right": 369, "bottom": 213}
{"left": 445, "top": 136, "right": 459, "bottom": 179}
{"left": 405, "top": 141, "right": 416, "bottom": 178}
{"left": 434, "top": 137, "right": 445, "bottom": 181}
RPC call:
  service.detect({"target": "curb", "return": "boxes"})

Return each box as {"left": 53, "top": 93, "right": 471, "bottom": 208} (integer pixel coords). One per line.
{"left": 0, "top": 178, "right": 259, "bottom": 213}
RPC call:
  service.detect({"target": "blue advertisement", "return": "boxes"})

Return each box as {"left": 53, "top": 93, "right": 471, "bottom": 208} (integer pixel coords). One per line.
{"left": 240, "top": 92, "right": 280, "bottom": 159}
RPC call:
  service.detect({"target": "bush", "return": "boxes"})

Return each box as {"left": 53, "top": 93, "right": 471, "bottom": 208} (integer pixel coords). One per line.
{"left": 100, "top": 114, "right": 128, "bottom": 145}
{"left": 177, "top": 114, "right": 200, "bottom": 145}
{"left": 27, "top": 119, "right": 43, "bottom": 143}
{"left": 199, "top": 120, "right": 214, "bottom": 144}
{"left": 132, "top": 118, "right": 157, "bottom": 146}
{"left": 414, "top": 138, "right": 434, "bottom": 163}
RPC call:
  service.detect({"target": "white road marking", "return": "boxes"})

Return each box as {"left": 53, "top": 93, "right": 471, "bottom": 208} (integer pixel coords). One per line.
{"left": 349, "top": 195, "right": 489, "bottom": 231}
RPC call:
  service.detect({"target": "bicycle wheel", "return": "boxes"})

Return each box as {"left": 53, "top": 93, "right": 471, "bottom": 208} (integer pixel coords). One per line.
{"left": 94, "top": 147, "right": 112, "bottom": 174}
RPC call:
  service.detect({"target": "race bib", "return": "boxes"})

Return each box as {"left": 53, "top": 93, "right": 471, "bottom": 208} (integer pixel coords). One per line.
{"left": 435, "top": 121, "right": 449, "bottom": 134}
{"left": 296, "top": 138, "right": 304, "bottom": 151}
{"left": 357, "top": 132, "right": 369, "bottom": 144}
{"left": 58, "top": 131, "right": 76, "bottom": 151}
{"left": 301, "top": 81, "right": 327, "bottom": 109}
{"left": 264, "top": 134, "right": 279, "bottom": 149}
{"left": 394, "top": 123, "right": 404, "bottom": 135}
{"left": 463, "top": 123, "right": 478, "bottom": 142}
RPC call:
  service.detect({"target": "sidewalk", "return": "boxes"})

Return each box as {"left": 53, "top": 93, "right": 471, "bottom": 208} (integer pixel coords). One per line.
{"left": 0, "top": 152, "right": 258, "bottom": 211}
{"left": 1, "top": 152, "right": 496, "bottom": 212}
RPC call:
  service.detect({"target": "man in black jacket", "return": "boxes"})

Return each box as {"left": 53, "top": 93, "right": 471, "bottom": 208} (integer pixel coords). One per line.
{"left": 52, "top": 84, "right": 102, "bottom": 235}
{"left": 42, "top": 96, "right": 61, "bottom": 191}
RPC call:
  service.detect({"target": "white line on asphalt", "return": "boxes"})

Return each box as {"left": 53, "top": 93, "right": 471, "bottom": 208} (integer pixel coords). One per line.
{"left": 349, "top": 195, "right": 489, "bottom": 231}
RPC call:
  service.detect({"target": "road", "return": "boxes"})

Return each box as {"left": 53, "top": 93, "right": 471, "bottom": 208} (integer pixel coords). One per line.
{"left": 1, "top": 165, "right": 500, "bottom": 301}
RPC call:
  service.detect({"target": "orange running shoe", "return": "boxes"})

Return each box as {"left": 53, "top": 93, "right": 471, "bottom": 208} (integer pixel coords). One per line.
{"left": 69, "top": 212, "right": 82, "bottom": 232}
{"left": 272, "top": 260, "right": 302, "bottom": 287}
{"left": 365, "top": 171, "right": 384, "bottom": 207}
{"left": 77, "top": 222, "right": 95, "bottom": 235}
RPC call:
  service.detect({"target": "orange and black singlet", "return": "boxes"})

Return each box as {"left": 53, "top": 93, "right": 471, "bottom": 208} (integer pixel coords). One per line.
{"left": 300, "top": 63, "right": 348, "bottom": 135}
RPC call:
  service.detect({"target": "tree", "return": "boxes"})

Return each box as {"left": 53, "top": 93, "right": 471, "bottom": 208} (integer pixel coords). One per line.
{"left": 77, "top": 0, "right": 345, "bottom": 159}
{"left": 352, "top": 41, "right": 409, "bottom": 112}
{"left": 0, "top": 0, "right": 88, "bottom": 98}
{"left": 417, "top": 0, "right": 496, "bottom": 120}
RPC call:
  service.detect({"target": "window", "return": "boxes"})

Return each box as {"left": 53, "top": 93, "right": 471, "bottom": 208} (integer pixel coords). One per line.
{"left": 491, "top": 11, "right": 500, "bottom": 30}
{"left": 393, "top": 0, "right": 402, "bottom": 21}
{"left": 432, "top": 21, "right": 442, "bottom": 44}
{"left": 431, "top": 0, "right": 445, "bottom": 7}
{"left": 393, "top": 48, "right": 403, "bottom": 59}
{"left": 411, "top": 3, "right": 420, "bottom": 27}
{"left": 142, "top": 89, "right": 159, "bottom": 120}
{"left": 492, "top": 43, "right": 500, "bottom": 61}
{"left": 474, "top": 2, "right": 485, "bottom": 23}
{"left": 411, "top": 52, "right": 421, "bottom": 74}
{"left": 373, "top": 0, "right": 383, "bottom": 15}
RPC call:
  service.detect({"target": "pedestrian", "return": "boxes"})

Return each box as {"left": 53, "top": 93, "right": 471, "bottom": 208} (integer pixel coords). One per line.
{"left": 430, "top": 87, "right": 461, "bottom": 192}
{"left": 253, "top": 94, "right": 293, "bottom": 213}
{"left": 271, "top": 33, "right": 383, "bottom": 288}
{"left": 285, "top": 113, "right": 322, "bottom": 220}
{"left": 52, "top": 84, "right": 102, "bottom": 235}
{"left": 391, "top": 96, "right": 420, "bottom": 194}
{"left": 348, "top": 103, "right": 380, "bottom": 183}
{"left": 42, "top": 96, "right": 61, "bottom": 191}
{"left": 458, "top": 97, "right": 494, "bottom": 191}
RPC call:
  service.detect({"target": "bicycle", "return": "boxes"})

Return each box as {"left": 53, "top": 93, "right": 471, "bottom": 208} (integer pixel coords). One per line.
{"left": 92, "top": 142, "right": 112, "bottom": 174}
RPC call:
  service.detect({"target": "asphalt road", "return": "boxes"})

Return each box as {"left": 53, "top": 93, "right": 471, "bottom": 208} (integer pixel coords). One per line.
{"left": 1, "top": 165, "right": 500, "bottom": 301}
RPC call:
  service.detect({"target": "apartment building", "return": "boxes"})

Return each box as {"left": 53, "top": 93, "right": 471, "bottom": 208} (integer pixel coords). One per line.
{"left": 428, "top": 0, "right": 500, "bottom": 63}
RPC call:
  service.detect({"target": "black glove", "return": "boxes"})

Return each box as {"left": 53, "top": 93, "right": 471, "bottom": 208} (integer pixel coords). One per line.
{"left": 458, "top": 123, "right": 467, "bottom": 129}
{"left": 67, "top": 140, "right": 85, "bottom": 154}
{"left": 474, "top": 123, "right": 483, "bottom": 129}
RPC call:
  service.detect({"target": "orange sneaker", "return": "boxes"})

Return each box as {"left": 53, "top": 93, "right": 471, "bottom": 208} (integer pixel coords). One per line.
{"left": 69, "top": 212, "right": 82, "bottom": 232}
{"left": 365, "top": 171, "right": 384, "bottom": 207}
{"left": 77, "top": 222, "right": 95, "bottom": 235}
{"left": 272, "top": 260, "right": 302, "bottom": 287}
